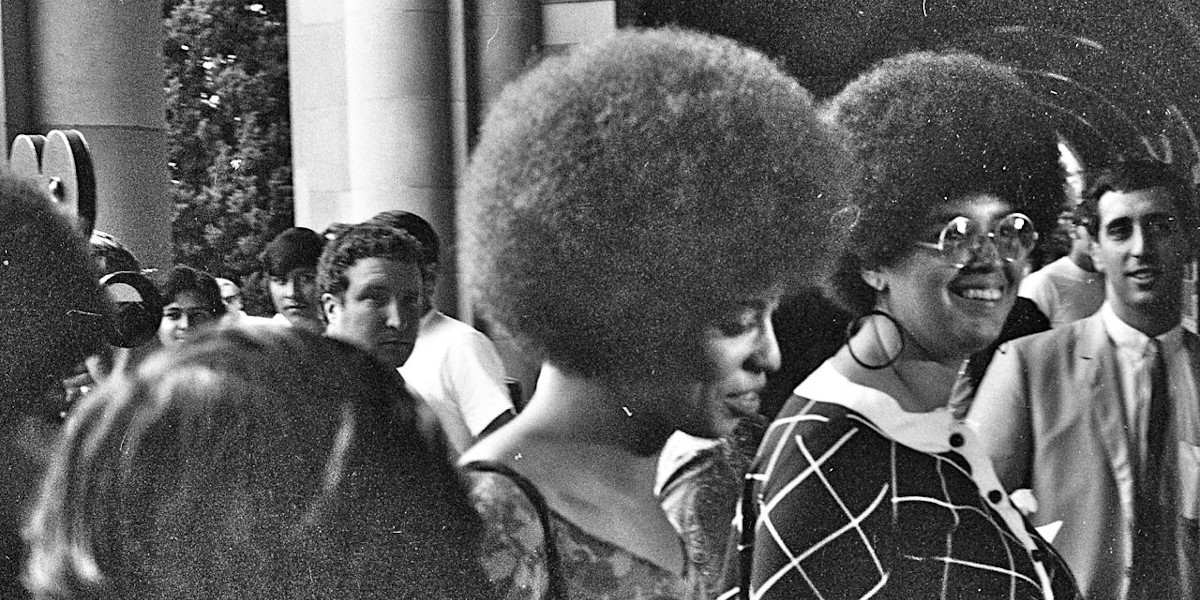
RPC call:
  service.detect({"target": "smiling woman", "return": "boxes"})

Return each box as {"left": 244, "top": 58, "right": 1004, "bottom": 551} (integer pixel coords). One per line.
{"left": 727, "top": 51, "right": 1084, "bottom": 600}
{"left": 456, "top": 28, "right": 848, "bottom": 600}
{"left": 156, "top": 265, "right": 226, "bottom": 349}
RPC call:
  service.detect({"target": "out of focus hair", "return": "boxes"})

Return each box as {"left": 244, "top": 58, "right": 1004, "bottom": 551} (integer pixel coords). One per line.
{"left": 0, "top": 172, "right": 106, "bottom": 411}
{"left": 160, "top": 265, "right": 226, "bottom": 316}
{"left": 24, "top": 326, "right": 489, "bottom": 600}
{"left": 461, "top": 28, "right": 849, "bottom": 377}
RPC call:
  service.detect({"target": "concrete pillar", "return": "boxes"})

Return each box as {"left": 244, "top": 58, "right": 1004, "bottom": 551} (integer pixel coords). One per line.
{"left": 27, "top": 0, "right": 170, "bottom": 270}
{"left": 0, "top": 0, "right": 33, "bottom": 146}
{"left": 456, "top": 0, "right": 542, "bottom": 401}
{"left": 464, "top": 0, "right": 541, "bottom": 146}
{"left": 287, "top": 0, "right": 349, "bottom": 231}
{"left": 541, "top": 0, "right": 616, "bottom": 52}
{"left": 343, "top": 0, "right": 456, "bottom": 311}
{"left": 343, "top": 1, "right": 453, "bottom": 220}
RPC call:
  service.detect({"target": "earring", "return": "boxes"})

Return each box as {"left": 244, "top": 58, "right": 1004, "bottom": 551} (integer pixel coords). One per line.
{"left": 845, "top": 310, "right": 905, "bottom": 370}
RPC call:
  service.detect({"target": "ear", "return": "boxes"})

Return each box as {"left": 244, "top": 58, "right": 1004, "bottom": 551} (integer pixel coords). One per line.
{"left": 321, "top": 292, "right": 341, "bottom": 325}
{"left": 860, "top": 269, "right": 888, "bottom": 293}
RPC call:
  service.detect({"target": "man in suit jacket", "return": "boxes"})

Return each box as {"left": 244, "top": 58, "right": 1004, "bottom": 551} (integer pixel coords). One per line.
{"left": 971, "top": 159, "right": 1200, "bottom": 600}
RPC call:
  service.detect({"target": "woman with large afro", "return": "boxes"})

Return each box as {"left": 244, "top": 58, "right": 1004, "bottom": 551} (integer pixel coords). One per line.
{"left": 728, "top": 51, "right": 1083, "bottom": 600}
{"left": 458, "top": 28, "right": 849, "bottom": 599}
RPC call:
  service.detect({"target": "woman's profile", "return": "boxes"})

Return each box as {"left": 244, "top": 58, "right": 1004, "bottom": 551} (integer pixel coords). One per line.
{"left": 458, "top": 27, "right": 848, "bottom": 600}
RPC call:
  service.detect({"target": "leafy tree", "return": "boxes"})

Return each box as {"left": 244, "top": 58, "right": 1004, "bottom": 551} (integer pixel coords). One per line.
{"left": 163, "top": 0, "right": 290, "bottom": 313}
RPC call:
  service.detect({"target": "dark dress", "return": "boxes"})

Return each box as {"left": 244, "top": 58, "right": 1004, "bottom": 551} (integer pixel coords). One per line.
{"left": 724, "top": 362, "right": 1082, "bottom": 600}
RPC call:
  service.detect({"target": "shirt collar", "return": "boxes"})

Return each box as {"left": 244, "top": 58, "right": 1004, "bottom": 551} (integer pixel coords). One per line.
{"left": 794, "top": 361, "right": 956, "bottom": 453}
{"left": 1099, "top": 301, "right": 1183, "bottom": 355}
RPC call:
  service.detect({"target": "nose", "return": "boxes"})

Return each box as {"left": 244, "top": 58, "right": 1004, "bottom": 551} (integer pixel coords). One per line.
{"left": 749, "top": 318, "right": 782, "bottom": 373}
{"left": 177, "top": 314, "right": 191, "bottom": 330}
{"left": 1129, "top": 225, "right": 1149, "bottom": 256}
{"left": 281, "top": 279, "right": 297, "bottom": 297}
{"left": 384, "top": 297, "right": 417, "bottom": 331}
{"left": 965, "top": 234, "right": 1005, "bottom": 268}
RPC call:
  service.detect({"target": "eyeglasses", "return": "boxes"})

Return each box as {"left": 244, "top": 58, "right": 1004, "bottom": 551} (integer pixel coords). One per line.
{"left": 914, "top": 212, "right": 1038, "bottom": 268}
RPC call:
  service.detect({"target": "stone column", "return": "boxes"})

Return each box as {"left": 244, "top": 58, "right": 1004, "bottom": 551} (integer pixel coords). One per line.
{"left": 26, "top": 0, "right": 171, "bottom": 269}
{"left": 0, "top": 0, "right": 33, "bottom": 147}
{"left": 287, "top": 0, "right": 350, "bottom": 231}
{"left": 343, "top": 0, "right": 456, "bottom": 310}
{"left": 343, "top": 1, "right": 453, "bottom": 222}
{"left": 456, "top": 1, "right": 543, "bottom": 401}
{"left": 464, "top": 0, "right": 541, "bottom": 146}
{"left": 541, "top": 0, "right": 615, "bottom": 52}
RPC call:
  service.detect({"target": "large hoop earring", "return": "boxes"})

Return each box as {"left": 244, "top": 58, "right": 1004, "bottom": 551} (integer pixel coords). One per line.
{"left": 845, "top": 310, "right": 905, "bottom": 370}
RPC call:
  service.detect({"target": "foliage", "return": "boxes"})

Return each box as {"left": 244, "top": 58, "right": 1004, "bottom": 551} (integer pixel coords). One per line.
{"left": 164, "top": 0, "right": 290, "bottom": 312}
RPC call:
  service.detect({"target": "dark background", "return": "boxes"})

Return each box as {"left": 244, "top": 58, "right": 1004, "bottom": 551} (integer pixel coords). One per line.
{"left": 630, "top": 0, "right": 1200, "bottom": 179}
{"left": 623, "top": 0, "right": 1200, "bottom": 415}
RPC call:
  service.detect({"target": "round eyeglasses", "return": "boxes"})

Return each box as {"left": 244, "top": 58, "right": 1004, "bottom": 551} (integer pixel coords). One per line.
{"left": 914, "top": 212, "right": 1038, "bottom": 268}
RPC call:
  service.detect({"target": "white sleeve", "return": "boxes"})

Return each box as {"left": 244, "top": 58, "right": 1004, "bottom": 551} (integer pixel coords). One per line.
{"left": 1017, "top": 270, "right": 1057, "bottom": 324}
{"left": 443, "top": 330, "right": 515, "bottom": 436}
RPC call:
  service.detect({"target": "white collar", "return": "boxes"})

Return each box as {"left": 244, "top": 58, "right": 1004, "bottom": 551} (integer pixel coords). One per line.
{"left": 794, "top": 362, "right": 956, "bottom": 453}
{"left": 1099, "top": 302, "right": 1183, "bottom": 355}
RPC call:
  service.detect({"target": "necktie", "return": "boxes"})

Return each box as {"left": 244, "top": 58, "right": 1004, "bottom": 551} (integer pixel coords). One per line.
{"left": 1130, "top": 339, "right": 1178, "bottom": 599}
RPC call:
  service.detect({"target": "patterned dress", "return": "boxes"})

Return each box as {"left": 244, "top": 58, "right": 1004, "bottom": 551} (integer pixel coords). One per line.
{"left": 722, "top": 361, "right": 1082, "bottom": 600}
{"left": 465, "top": 463, "right": 708, "bottom": 600}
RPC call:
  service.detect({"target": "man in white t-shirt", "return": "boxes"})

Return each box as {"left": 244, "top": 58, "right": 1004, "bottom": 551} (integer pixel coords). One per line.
{"left": 368, "top": 211, "right": 516, "bottom": 455}
{"left": 1018, "top": 207, "right": 1105, "bottom": 327}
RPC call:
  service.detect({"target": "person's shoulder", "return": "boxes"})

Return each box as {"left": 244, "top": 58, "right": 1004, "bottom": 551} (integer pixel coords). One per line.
{"left": 236, "top": 314, "right": 281, "bottom": 328}
{"left": 1018, "top": 261, "right": 1052, "bottom": 291}
{"left": 426, "top": 311, "right": 482, "bottom": 336}
{"left": 464, "top": 466, "right": 542, "bottom": 527}
{"left": 421, "top": 312, "right": 501, "bottom": 352}
{"left": 999, "top": 313, "right": 1092, "bottom": 356}
{"left": 762, "top": 397, "right": 888, "bottom": 461}
{"left": 461, "top": 463, "right": 553, "bottom": 597}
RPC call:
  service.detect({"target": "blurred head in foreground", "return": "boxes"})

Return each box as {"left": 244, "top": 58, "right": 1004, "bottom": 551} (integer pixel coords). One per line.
{"left": 25, "top": 326, "right": 489, "bottom": 600}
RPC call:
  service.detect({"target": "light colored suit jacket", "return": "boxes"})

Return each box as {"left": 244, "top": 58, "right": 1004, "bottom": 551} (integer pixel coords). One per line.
{"left": 970, "top": 312, "right": 1200, "bottom": 600}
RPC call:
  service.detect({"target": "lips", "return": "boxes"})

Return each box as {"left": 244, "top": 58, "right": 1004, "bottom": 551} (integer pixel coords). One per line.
{"left": 377, "top": 337, "right": 413, "bottom": 350}
{"left": 1126, "top": 267, "right": 1162, "bottom": 285}
{"left": 726, "top": 390, "right": 762, "bottom": 419}
{"left": 948, "top": 274, "right": 1007, "bottom": 304}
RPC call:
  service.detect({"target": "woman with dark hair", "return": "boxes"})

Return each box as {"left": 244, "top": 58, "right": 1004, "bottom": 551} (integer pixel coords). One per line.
{"left": 457, "top": 28, "right": 847, "bottom": 599}
{"left": 156, "top": 265, "right": 226, "bottom": 348}
{"left": 23, "top": 325, "right": 490, "bottom": 600}
{"left": 729, "top": 52, "right": 1083, "bottom": 599}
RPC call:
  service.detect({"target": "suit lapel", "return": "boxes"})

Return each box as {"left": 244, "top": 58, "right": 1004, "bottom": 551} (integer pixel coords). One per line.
{"left": 1079, "top": 316, "right": 1133, "bottom": 483}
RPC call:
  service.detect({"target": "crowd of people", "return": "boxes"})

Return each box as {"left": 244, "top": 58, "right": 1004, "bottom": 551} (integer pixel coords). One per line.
{"left": 0, "top": 25, "right": 1196, "bottom": 600}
